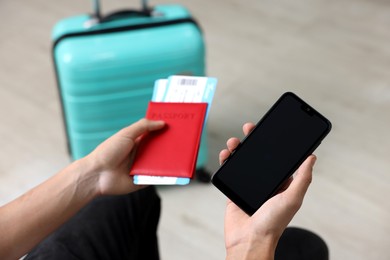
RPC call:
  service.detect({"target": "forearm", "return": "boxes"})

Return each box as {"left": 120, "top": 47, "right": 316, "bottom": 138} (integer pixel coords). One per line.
{"left": 0, "top": 158, "right": 99, "bottom": 260}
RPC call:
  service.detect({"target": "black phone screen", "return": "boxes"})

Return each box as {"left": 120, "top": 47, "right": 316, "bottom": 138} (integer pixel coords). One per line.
{"left": 211, "top": 92, "right": 331, "bottom": 215}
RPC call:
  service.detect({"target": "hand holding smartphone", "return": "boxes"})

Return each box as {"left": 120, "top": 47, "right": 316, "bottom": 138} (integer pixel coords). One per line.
{"left": 211, "top": 92, "right": 332, "bottom": 216}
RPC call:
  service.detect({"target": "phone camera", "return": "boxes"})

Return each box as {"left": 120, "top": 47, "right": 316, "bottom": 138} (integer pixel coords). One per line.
{"left": 301, "top": 105, "right": 314, "bottom": 115}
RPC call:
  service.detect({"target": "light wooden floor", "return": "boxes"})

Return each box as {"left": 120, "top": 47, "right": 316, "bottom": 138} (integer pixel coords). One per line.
{"left": 1, "top": 0, "right": 390, "bottom": 259}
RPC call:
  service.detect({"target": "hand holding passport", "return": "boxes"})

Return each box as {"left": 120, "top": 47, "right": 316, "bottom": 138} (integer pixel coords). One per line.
{"left": 129, "top": 76, "right": 217, "bottom": 185}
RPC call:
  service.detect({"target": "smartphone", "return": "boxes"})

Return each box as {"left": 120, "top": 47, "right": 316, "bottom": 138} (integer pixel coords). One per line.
{"left": 211, "top": 92, "right": 332, "bottom": 215}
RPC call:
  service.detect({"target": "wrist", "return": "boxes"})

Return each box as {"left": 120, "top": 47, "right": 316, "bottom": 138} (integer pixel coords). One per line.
{"left": 73, "top": 156, "right": 102, "bottom": 199}
{"left": 226, "top": 236, "right": 277, "bottom": 260}
{"left": 226, "top": 245, "right": 275, "bottom": 260}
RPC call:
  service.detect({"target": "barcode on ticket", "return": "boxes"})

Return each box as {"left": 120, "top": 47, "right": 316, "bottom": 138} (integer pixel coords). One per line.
{"left": 177, "top": 78, "right": 198, "bottom": 86}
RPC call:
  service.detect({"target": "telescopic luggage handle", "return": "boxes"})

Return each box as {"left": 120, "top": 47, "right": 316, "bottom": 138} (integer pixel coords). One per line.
{"left": 92, "top": 0, "right": 152, "bottom": 23}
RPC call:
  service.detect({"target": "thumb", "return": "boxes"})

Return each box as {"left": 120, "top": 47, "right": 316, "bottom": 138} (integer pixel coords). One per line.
{"left": 117, "top": 118, "right": 166, "bottom": 140}
{"left": 286, "top": 155, "right": 316, "bottom": 201}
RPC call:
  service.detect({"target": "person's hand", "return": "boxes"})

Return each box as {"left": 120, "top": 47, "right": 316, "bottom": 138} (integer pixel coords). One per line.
{"left": 220, "top": 122, "right": 316, "bottom": 260}
{"left": 85, "top": 118, "right": 165, "bottom": 196}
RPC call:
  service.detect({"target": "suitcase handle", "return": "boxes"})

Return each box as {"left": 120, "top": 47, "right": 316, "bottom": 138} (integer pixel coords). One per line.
{"left": 99, "top": 9, "right": 152, "bottom": 23}
{"left": 92, "top": 0, "right": 152, "bottom": 22}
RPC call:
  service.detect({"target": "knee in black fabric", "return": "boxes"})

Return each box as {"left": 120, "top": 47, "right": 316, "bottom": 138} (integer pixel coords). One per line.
{"left": 25, "top": 187, "right": 161, "bottom": 260}
{"left": 275, "top": 227, "right": 329, "bottom": 260}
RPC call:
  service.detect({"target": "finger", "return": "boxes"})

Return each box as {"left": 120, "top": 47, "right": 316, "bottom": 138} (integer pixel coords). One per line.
{"left": 118, "top": 118, "right": 165, "bottom": 140}
{"left": 243, "top": 122, "right": 255, "bottom": 136}
{"left": 220, "top": 137, "right": 241, "bottom": 165}
{"left": 285, "top": 155, "right": 316, "bottom": 201}
{"left": 219, "top": 149, "right": 231, "bottom": 165}
{"left": 226, "top": 137, "right": 240, "bottom": 153}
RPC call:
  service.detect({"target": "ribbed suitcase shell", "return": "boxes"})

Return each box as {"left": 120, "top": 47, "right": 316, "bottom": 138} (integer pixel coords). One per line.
{"left": 52, "top": 4, "right": 208, "bottom": 168}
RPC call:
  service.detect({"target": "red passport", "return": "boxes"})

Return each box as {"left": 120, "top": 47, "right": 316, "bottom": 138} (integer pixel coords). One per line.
{"left": 130, "top": 102, "right": 208, "bottom": 178}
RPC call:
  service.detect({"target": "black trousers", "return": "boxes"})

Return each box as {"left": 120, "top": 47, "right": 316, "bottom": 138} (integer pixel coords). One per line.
{"left": 275, "top": 227, "right": 329, "bottom": 260}
{"left": 26, "top": 186, "right": 328, "bottom": 260}
{"left": 25, "top": 186, "right": 161, "bottom": 260}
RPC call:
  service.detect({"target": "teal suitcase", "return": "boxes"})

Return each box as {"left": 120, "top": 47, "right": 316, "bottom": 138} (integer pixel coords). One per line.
{"left": 52, "top": 1, "right": 210, "bottom": 179}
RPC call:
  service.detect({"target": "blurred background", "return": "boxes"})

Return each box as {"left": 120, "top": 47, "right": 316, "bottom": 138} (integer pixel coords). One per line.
{"left": 1, "top": 0, "right": 390, "bottom": 259}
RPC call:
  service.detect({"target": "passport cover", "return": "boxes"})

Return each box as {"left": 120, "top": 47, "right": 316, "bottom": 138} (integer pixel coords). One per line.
{"left": 130, "top": 102, "right": 208, "bottom": 178}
